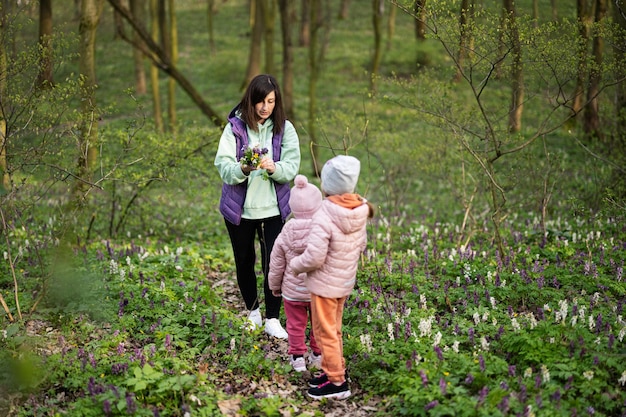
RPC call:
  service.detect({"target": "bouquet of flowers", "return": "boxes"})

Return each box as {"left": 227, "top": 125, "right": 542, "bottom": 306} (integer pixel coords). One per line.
{"left": 240, "top": 144, "right": 269, "bottom": 169}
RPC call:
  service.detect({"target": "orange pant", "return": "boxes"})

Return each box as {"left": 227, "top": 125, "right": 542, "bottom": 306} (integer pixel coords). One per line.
{"left": 310, "top": 294, "right": 347, "bottom": 383}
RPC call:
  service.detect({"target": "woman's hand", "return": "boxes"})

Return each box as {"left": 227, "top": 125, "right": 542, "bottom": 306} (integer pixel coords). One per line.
{"left": 259, "top": 157, "right": 276, "bottom": 174}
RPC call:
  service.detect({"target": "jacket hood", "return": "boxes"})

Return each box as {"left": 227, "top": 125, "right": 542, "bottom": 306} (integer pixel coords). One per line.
{"left": 320, "top": 199, "right": 369, "bottom": 235}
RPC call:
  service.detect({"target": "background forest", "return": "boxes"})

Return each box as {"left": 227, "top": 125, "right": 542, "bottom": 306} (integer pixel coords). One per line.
{"left": 1, "top": 0, "right": 625, "bottom": 416}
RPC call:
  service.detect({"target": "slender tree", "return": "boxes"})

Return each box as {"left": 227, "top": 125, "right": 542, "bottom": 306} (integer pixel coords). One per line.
{"left": 299, "top": 0, "right": 310, "bottom": 46}
{"left": 572, "top": 0, "right": 592, "bottom": 120}
{"left": 615, "top": 0, "right": 626, "bottom": 138}
{"left": 130, "top": 0, "right": 147, "bottom": 95}
{"left": 338, "top": 0, "right": 350, "bottom": 20}
{"left": 149, "top": 0, "right": 164, "bottom": 132}
{"left": 168, "top": 0, "right": 177, "bottom": 134}
{"left": 74, "top": 0, "right": 104, "bottom": 203}
{"left": 261, "top": 0, "right": 276, "bottom": 76}
{"left": 0, "top": 0, "right": 8, "bottom": 191}
{"left": 371, "top": 0, "right": 384, "bottom": 92}
{"left": 243, "top": 0, "right": 263, "bottom": 90}
{"left": 454, "top": 0, "right": 475, "bottom": 82}
{"left": 387, "top": 1, "right": 397, "bottom": 50}
{"left": 505, "top": 0, "right": 524, "bottom": 133}
{"left": 36, "top": 0, "right": 53, "bottom": 88}
{"left": 278, "top": 0, "right": 295, "bottom": 119}
{"left": 207, "top": 0, "right": 216, "bottom": 53}
{"left": 583, "top": 0, "right": 607, "bottom": 138}
{"left": 414, "top": 0, "right": 427, "bottom": 40}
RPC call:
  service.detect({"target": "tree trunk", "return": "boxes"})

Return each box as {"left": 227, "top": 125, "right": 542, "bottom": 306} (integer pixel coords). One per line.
{"left": 243, "top": 0, "right": 263, "bottom": 90}
{"left": 338, "top": 0, "right": 350, "bottom": 20}
{"left": 551, "top": 0, "right": 558, "bottom": 20}
{"left": 168, "top": 0, "right": 177, "bottom": 134}
{"left": 413, "top": 0, "right": 427, "bottom": 40}
{"left": 572, "top": 0, "right": 591, "bottom": 120}
{"left": 371, "top": 0, "right": 384, "bottom": 92}
{"left": 308, "top": 0, "right": 331, "bottom": 176}
{"left": 130, "top": 0, "right": 147, "bottom": 95}
{"left": 278, "top": 0, "right": 295, "bottom": 119}
{"left": 615, "top": 0, "right": 626, "bottom": 140}
{"left": 37, "top": 0, "right": 53, "bottom": 88}
{"left": 505, "top": 0, "right": 524, "bottom": 133}
{"left": 149, "top": 0, "right": 164, "bottom": 132}
{"left": 583, "top": 0, "right": 606, "bottom": 139}
{"left": 0, "top": 0, "right": 8, "bottom": 191}
{"left": 75, "top": 0, "right": 104, "bottom": 202}
{"left": 299, "top": 0, "right": 310, "bottom": 47}
{"left": 387, "top": 1, "right": 396, "bottom": 50}
{"left": 261, "top": 0, "right": 276, "bottom": 75}
{"left": 532, "top": 0, "right": 538, "bottom": 26}
{"left": 454, "top": 0, "right": 474, "bottom": 82}
{"left": 207, "top": 0, "right": 216, "bottom": 53}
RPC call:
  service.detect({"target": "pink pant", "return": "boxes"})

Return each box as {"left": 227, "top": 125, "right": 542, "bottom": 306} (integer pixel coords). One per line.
{"left": 283, "top": 299, "right": 320, "bottom": 356}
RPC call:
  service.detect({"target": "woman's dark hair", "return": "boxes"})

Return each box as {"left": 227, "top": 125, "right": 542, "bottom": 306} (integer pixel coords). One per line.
{"left": 239, "top": 74, "right": 286, "bottom": 135}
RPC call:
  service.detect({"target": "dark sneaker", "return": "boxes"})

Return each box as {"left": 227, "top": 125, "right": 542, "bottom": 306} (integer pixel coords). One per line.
{"left": 308, "top": 372, "right": 328, "bottom": 387}
{"left": 307, "top": 380, "right": 351, "bottom": 400}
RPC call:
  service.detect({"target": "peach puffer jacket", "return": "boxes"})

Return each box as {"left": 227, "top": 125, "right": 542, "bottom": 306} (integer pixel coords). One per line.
{"left": 268, "top": 217, "right": 315, "bottom": 302}
{"left": 290, "top": 198, "right": 370, "bottom": 299}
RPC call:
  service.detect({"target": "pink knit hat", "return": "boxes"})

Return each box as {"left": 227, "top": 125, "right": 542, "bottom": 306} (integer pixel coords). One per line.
{"left": 289, "top": 175, "right": 322, "bottom": 219}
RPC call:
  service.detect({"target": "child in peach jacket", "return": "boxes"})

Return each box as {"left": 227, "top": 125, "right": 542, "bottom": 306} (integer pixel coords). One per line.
{"left": 289, "top": 155, "right": 374, "bottom": 400}
{"left": 269, "top": 174, "right": 323, "bottom": 372}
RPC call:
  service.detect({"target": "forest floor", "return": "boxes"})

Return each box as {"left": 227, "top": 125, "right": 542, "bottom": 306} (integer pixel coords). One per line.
{"left": 210, "top": 271, "right": 382, "bottom": 416}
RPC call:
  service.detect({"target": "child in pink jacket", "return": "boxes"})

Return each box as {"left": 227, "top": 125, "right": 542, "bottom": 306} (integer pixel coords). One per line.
{"left": 290, "top": 155, "right": 374, "bottom": 400}
{"left": 269, "top": 175, "right": 323, "bottom": 372}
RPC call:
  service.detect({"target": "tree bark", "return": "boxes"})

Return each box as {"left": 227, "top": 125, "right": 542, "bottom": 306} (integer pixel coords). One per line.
{"left": 299, "top": 0, "right": 310, "bottom": 47}
{"left": 243, "top": 0, "right": 263, "bottom": 90}
{"left": 149, "top": 0, "right": 164, "bottom": 132}
{"left": 614, "top": 0, "right": 626, "bottom": 141}
{"left": 75, "top": 0, "right": 104, "bottom": 202}
{"left": 261, "top": 0, "right": 276, "bottom": 76}
{"left": 572, "top": 0, "right": 591, "bottom": 120}
{"left": 386, "top": 1, "right": 396, "bottom": 50}
{"left": 0, "top": 0, "right": 8, "bottom": 191}
{"left": 371, "top": 0, "right": 384, "bottom": 92}
{"left": 338, "top": 0, "right": 350, "bottom": 20}
{"left": 168, "top": 0, "right": 177, "bottom": 134}
{"left": 278, "top": 0, "right": 295, "bottom": 119}
{"left": 414, "top": 0, "right": 427, "bottom": 40}
{"left": 107, "top": 0, "right": 224, "bottom": 126}
{"left": 583, "top": 0, "right": 606, "bottom": 139}
{"left": 130, "top": 0, "right": 147, "bottom": 95}
{"left": 37, "top": 0, "right": 54, "bottom": 88}
{"left": 454, "top": 0, "right": 474, "bottom": 82}
{"left": 505, "top": 0, "right": 523, "bottom": 132}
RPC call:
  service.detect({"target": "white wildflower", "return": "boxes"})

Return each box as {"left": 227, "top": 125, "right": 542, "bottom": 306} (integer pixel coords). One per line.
{"left": 160, "top": 280, "right": 165, "bottom": 291}
{"left": 558, "top": 299, "right": 568, "bottom": 324}
{"left": 176, "top": 246, "right": 183, "bottom": 256}
{"left": 541, "top": 365, "right": 550, "bottom": 383}
{"left": 189, "top": 394, "right": 201, "bottom": 406}
{"left": 230, "top": 338, "right": 236, "bottom": 351}
{"left": 126, "top": 256, "right": 132, "bottom": 266}
{"left": 480, "top": 337, "right": 489, "bottom": 351}
{"left": 511, "top": 318, "right": 521, "bottom": 332}
{"left": 619, "top": 371, "right": 626, "bottom": 386}
{"left": 420, "top": 294, "right": 427, "bottom": 309}
{"left": 549, "top": 338, "right": 555, "bottom": 344}
{"left": 452, "top": 340, "right": 460, "bottom": 353}
{"left": 419, "top": 316, "right": 434, "bottom": 337}
{"left": 571, "top": 315, "right": 578, "bottom": 327}
{"left": 433, "top": 331, "right": 442, "bottom": 347}
{"left": 360, "top": 334, "right": 373, "bottom": 353}
{"left": 109, "top": 259, "right": 119, "bottom": 275}
{"left": 175, "top": 265, "right": 183, "bottom": 271}
{"left": 619, "top": 327, "right": 626, "bottom": 342}
{"left": 2, "top": 329, "right": 6, "bottom": 339}
{"left": 592, "top": 292, "right": 600, "bottom": 304}
{"left": 490, "top": 297, "right": 496, "bottom": 308}
{"left": 119, "top": 269, "right": 126, "bottom": 281}
{"left": 492, "top": 318, "right": 498, "bottom": 326}
{"left": 482, "top": 311, "right": 489, "bottom": 322}
{"left": 3, "top": 251, "right": 7, "bottom": 260}
{"left": 387, "top": 323, "right": 395, "bottom": 341}
{"left": 543, "top": 304, "right": 551, "bottom": 312}
{"left": 588, "top": 314, "right": 595, "bottom": 331}
{"left": 583, "top": 370, "right": 594, "bottom": 381}
{"left": 595, "top": 337, "right": 601, "bottom": 345}
{"left": 473, "top": 312, "right": 481, "bottom": 325}
{"left": 366, "top": 315, "right": 372, "bottom": 323}
{"left": 524, "top": 368, "right": 533, "bottom": 378}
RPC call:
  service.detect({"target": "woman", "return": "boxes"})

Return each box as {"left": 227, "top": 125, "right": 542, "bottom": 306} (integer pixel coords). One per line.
{"left": 214, "top": 74, "right": 301, "bottom": 338}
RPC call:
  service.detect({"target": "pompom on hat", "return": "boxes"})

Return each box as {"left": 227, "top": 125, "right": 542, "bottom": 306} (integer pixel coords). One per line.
{"left": 320, "top": 155, "right": 361, "bottom": 196}
{"left": 289, "top": 174, "right": 323, "bottom": 219}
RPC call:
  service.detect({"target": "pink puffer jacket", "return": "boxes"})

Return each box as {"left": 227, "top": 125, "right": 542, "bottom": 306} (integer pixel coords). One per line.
{"left": 290, "top": 198, "right": 370, "bottom": 298}
{"left": 268, "top": 218, "right": 314, "bottom": 301}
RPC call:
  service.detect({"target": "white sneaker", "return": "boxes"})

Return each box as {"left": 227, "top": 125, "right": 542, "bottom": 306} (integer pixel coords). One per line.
{"left": 246, "top": 308, "right": 262, "bottom": 330}
{"left": 308, "top": 352, "right": 322, "bottom": 370}
{"left": 264, "top": 318, "right": 288, "bottom": 339}
{"left": 290, "top": 355, "right": 307, "bottom": 372}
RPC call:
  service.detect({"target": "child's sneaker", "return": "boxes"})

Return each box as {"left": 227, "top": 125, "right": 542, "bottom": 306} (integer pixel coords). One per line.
{"left": 245, "top": 308, "right": 262, "bottom": 330}
{"left": 307, "top": 380, "right": 351, "bottom": 400}
{"left": 290, "top": 355, "right": 307, "bottom": 372}
{"left": 308, "top": 352, "right": 322, "bottom": 370}
{"left": 308, "top": 372, "right": 328, "bottom": 388}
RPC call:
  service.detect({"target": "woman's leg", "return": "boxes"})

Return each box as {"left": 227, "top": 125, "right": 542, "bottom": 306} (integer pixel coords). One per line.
{"left": 225, "top": 218, "right": 259, "bottom": 311}
{"left": 258, "top": 216, "right": 284, "bottom": 319}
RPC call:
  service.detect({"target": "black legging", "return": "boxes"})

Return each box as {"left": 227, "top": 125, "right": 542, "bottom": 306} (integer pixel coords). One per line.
{"left": 225, "top": 215, "right": 284, "bottom": 319}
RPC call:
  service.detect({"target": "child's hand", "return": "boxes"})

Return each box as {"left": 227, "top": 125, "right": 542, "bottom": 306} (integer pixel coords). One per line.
{"left": 272, "top": 289, "right": 282, "bottom": 297}
{"left": 259, "top": 157, "right": 276, "bottom": 174}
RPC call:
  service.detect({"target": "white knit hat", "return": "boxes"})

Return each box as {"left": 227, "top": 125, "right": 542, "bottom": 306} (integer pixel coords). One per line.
{"left": 289, "top": 174, "right": 322, "bottom": 219}
{"left": 320, "top": 155, "right": 361, "bottom": 196}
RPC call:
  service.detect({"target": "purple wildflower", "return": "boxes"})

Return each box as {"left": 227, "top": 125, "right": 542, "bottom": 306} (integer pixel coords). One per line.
{"left": 508, "top": 365, "right": 516, "bottom": 377}
{"left": 439, "top": 377, "right": 447, "bottom": 395}
{"left": 420, "top": 369, "right": 429, "bottom": 387}
{"left": 464, "top": 373, "right": 474, "bottom": 385}
{"left": 126, "top": 392, "right": 137, "bottom": 413}
{"left": 103, "top": 399, "right": 111, "bottom": 415}
{"left": 424, "top": 400, "right": 439, "bottom": 411}
{"left": 479, "top": 354, "right": 485, "bottom": 372}
{"left": 434, "top": 345, "right": 444, "bottom": 361}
